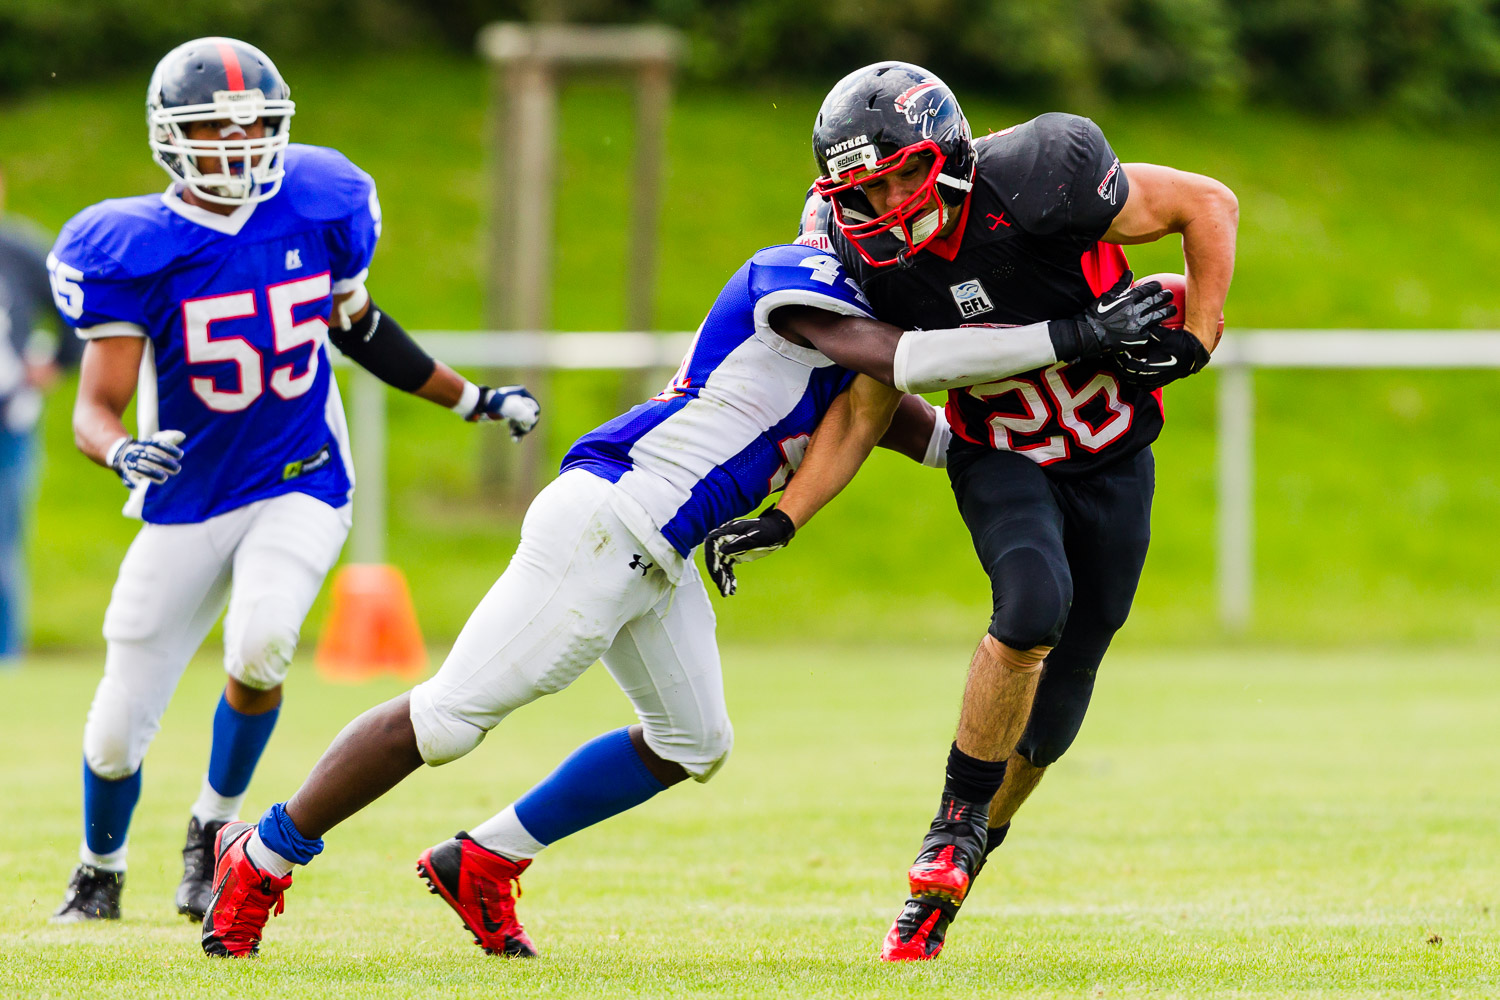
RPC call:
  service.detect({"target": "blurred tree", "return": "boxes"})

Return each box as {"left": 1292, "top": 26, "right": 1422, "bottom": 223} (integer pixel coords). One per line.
{"left": 3, "top": 0, "right": 1499, "bottom": 117}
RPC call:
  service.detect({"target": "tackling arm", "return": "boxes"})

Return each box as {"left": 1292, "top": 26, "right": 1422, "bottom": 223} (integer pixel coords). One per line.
{"left": 1105, "top": 163, "right": 1238, "bottom": 350}
{"left": 777, "top": 374, "right": 904, "bottom": 529}
{"left": 701, "top": 374, "right": 902, "bottom": 596}
{"left": 770, "top": 277, "right": 1174, "bottom": 396}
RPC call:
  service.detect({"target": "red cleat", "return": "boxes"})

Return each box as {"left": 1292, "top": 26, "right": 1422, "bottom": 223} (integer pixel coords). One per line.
{"left": 880, "top": 791, "right": 990, "bottom": 961}
{"left": 416, "top": 833, "right": 537, "bottom": 957}
{"left": 201, "top": 822, "right": 291, "bottom": 957}
{"left": 908, "top": 844, "right": 973, "bottom": 903}
{"left": 881, "top": 896, "right": 958, "bottom": 961}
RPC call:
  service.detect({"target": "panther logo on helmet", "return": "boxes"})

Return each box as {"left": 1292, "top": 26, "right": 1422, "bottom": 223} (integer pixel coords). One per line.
{"left": 893, "top": 83, "right": 945, "bottom": 137}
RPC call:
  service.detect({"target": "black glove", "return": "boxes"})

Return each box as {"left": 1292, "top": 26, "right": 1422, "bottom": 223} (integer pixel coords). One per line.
{"left": 1047, "top": 271, "right": 1177, "bottom": 362}
{"left": 1113, "top": 326, "right": 1211, "bottom": 389}
{"left": 702, "top": 507, "right": 796, "bottom": 597}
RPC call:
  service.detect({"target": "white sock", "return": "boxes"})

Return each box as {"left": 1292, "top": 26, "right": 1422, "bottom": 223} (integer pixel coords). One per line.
{"left": 468, "top": 804, "right": 546, "bottom": 861}
{"left": 191, "top": 775, "right": 245, "bottom": 824}
{"left": 244, "top": 830, "right": 295, "bottom": 878}
{"left": 80, "top": 841, "right": 127, "bottom": 872}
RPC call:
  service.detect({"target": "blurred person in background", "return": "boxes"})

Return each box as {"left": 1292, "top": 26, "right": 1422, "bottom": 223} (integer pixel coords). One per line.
{"left": 46, "top": 37, "right": 539, "bottom": 927}
{"left": 0, "top": 164, "right": 79, "bottom": 664}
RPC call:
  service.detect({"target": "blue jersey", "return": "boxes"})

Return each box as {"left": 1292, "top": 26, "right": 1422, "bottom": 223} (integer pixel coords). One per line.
{"left": 563, "top": 244, "right": 873, "bottom": 556}
{"left": 48, "top": 144, "right": 380, "bottom": 523}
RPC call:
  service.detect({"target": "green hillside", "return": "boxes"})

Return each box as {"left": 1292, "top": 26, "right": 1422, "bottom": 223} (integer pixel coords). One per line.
{"left": 3, "top": 54, "right": 1499, "bottom": 650}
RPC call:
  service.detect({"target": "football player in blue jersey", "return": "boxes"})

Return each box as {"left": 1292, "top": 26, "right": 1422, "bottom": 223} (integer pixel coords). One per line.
{"left": 48, "top": 37, "right": 540, "bottom": 925}
{"left": 197, "top": 240, "right": 1170, "bottom": 957}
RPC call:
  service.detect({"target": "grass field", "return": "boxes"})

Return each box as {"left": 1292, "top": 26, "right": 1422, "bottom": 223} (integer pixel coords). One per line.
{"left": 3, "top": 56, "right": 1500, "bottom": 650}
{"left": 2, "top": 646, "right": 1496, "bottom": 998}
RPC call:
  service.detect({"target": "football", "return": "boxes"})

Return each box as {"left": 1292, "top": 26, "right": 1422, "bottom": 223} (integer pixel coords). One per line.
{"left": 1137, "top": 271, "right": 1225, "bottom": 334}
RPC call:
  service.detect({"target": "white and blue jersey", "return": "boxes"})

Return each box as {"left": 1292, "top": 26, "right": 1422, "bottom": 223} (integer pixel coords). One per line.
{"left": 47, "top": 144, "right": 379, "bottom": 523}
{"left": 563, "top": 244, "right": 873, "bottom": 557}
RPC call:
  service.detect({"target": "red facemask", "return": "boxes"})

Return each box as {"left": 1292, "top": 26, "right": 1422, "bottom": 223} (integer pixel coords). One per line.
{"left": 815, "top": 141, "right": 955, "bottom": 267}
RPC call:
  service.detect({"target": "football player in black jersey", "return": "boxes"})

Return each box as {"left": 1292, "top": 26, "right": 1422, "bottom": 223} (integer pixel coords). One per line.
{"left": 782, "top": 61, "right": 1238, "bottom": 961}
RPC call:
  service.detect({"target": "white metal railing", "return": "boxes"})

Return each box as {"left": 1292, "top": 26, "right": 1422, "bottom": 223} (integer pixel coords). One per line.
{"left": 344, "top": 330, "right": 1500, "bottom": 631}
{"left": 343, "top": 332, "right": 692, "bottom": 568}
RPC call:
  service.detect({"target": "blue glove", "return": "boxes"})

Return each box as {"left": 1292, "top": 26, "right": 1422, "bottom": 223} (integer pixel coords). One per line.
{"left": 106, "top": 430, "right": 186, "bottom": 487}
{"left": 469, "top": 384, "right": 541, "bottom": 440}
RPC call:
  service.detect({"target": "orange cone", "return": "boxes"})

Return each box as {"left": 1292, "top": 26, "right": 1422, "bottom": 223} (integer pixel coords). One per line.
{"left": 315, "top": 564, "right": 428, "bottom": 683}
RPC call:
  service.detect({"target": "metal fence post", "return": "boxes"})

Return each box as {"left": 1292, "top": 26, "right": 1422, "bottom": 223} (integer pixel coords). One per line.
{"left": 1216, "top": 360, "right": 1254, "bottom": 632}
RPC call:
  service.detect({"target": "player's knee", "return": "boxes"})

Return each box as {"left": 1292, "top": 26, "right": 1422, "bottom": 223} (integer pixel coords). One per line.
{"left": 645, "top": 715, "right": 734, "bottom": 784}
{"left": 227, "top": 596, "right": 300, "bottom": 690}
{"left": 987, "top": 547, "right": 1071, "bottom": 650}
{"left": 408, "top": 684, "right": 490, "bottom": 766}
{"left": 82, "top": 693, "right": 151, "bottom": 779}
{"left": 1017, "top": 729, "right": 1077, "bottom": 769}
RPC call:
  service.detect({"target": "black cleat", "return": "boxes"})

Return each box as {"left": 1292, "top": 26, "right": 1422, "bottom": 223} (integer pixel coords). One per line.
{"left": 176, "top": 816, "right": 228, "bottom": 920}
{"left": 52, "top": 864, "right": 124, "bottom": 923}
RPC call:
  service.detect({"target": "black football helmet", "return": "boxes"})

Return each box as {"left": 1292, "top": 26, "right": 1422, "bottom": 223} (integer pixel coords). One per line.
{"left": 146, "top": 38, "right": 294, "bottom": 206}
{"left": 813, "top": 62, "right": 974, "bottom": 267}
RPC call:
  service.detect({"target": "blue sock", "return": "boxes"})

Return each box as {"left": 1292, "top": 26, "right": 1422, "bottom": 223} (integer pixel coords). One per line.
{"left": 256, "top": 802, "right": 324, "bottom": 865}
{"left": 513, "top": 727, "right": 667, "bottom": 846}
{"left": 207, "top": 694, "right": 280, "bottom": 798}
{"left": 82, "top": 758, "right": 141, "bottom": 857}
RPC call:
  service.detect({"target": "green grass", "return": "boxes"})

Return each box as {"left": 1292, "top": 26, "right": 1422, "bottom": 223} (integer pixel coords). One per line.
{"left": 5, "top": 56, "right": 1500, "bottom": 648}
{"left": 2, "top": 645, "right": 1497, "bottom": 997}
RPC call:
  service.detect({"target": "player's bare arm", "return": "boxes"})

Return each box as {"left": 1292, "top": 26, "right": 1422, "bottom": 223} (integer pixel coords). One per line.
{"left": 1104, "top": 163, "right": 1239, "bottom": 349}
{"left": 702, "top": 374, "right": 906, "bottom": 597}
{"left": 72, "top": 337, "right": 144, "bottom": 467}
{"left": 778, "top": 374, "right": 904, "bottom": 529}
{"left": 878, "top": 393, "right": 945, "bottom": 464}
{"left": 72, "top": 336, "right": 187, "bottom": 487}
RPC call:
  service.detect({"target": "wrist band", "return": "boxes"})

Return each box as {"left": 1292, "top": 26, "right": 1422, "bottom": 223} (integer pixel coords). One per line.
{"left": 922, "top": 403, "right": 951, "bottom": 469}
{"left": 451, "top": 381, "right": 481, "bottom": 417}
{"left": 104, "top": 435, "right": 132, "bottom": 469}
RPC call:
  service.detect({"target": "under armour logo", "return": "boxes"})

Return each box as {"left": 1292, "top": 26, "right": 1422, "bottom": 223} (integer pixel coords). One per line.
{"left": 628, "top": 554, "right": 653, "bottom": 576}
{"left": 285, "top": 249, "right": 302, "bottom": 270}
{"left": 985, "top": 212, "right": 1010, "bottom": 230}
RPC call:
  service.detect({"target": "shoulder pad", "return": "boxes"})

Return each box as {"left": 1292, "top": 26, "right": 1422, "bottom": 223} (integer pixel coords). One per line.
{"left": 747, "top": 244, "right": 871, "bottom": 317}
{"left": 282, "top": 144, "right": 376, "bottom": 222}
{"left": 975, "top": 113, "right": 1107, "bottom": 234}
{"left": 52, "top": 196, "right": 179, "bottom": 279}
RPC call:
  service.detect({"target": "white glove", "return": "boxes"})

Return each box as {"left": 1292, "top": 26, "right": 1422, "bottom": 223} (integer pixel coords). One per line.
{"left": 106, "top": 430, "right": 186, "bottom": 487}
{"left": 470, "top": 384, "right": 541, "bottom": 440}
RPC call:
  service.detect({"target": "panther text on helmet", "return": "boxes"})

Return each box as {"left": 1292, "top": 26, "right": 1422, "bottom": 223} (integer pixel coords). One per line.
{"left": 812, "top": 63, "right": 975, "bottom": 267}
{"left": 147, "top": 37, "right": 295, "bottom": 208}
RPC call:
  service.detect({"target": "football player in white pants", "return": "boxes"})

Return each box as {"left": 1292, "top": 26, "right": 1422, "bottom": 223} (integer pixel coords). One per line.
{"left": 199, "top": 241, "right": 1170, "bottom": 958}
{"left": 48, "top": 36, "right": 540, "bottom": 925}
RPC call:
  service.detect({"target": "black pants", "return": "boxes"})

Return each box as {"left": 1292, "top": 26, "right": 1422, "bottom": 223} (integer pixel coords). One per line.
{"left": 947, "top": 442, "right": 1154, "bottom": 767}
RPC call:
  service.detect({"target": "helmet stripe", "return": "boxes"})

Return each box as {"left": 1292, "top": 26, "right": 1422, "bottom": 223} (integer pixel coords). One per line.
{"left": 216, "top": 41, "right": 245, "bottom": 91}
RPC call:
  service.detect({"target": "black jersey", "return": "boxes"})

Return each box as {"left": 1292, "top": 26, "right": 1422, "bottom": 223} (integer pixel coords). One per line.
{"left": 804, "top": 113, "right": 1162, "bottom": 478}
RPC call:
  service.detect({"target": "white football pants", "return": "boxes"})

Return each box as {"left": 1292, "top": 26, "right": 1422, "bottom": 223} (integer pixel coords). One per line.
{"left": 82, "top": 492, "right": 350, "bottom": 779}
{"left": 409, "top": 469, "right": 732, "bottom": 780}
